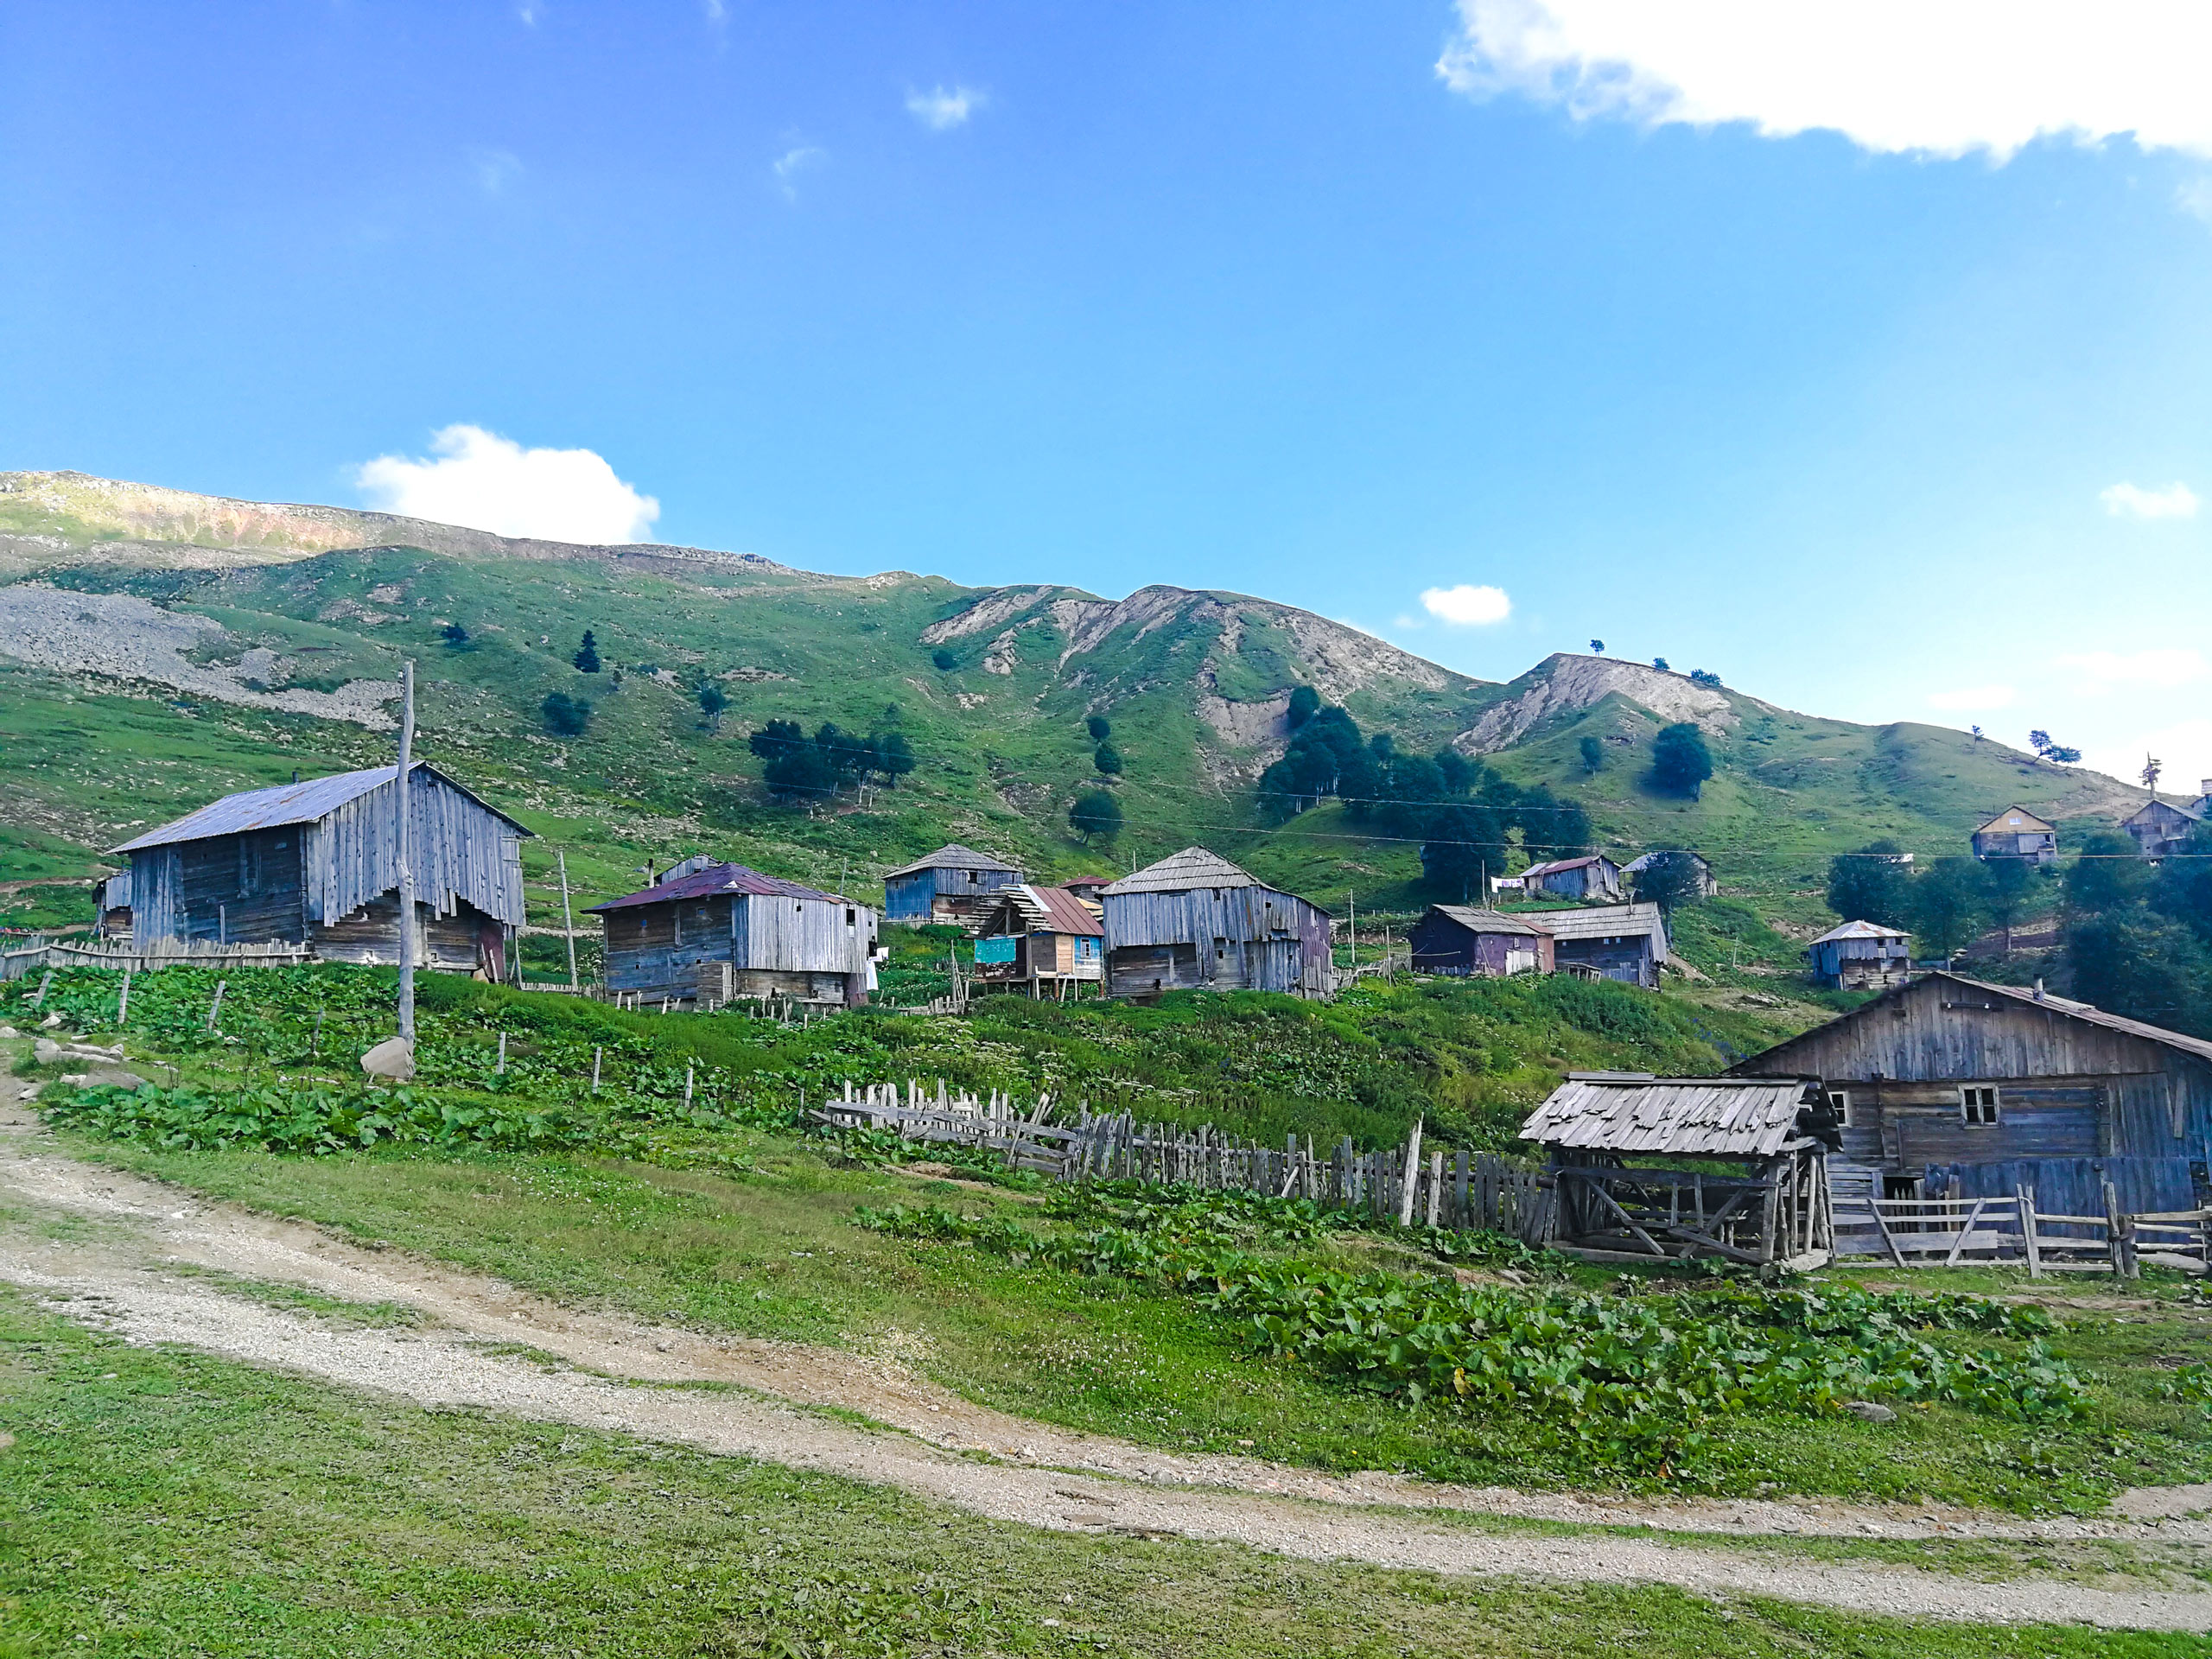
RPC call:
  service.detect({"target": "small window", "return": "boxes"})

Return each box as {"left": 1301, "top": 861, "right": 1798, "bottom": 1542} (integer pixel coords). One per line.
{"left": 844, "top": 907, "right": 855, "bottom": 926}
{"left": 1826, "top": 1089, "right": 1853, "bottom": 1127}
{"left": 1960, "top": 1084, "right": 2000, "bottom": 1126}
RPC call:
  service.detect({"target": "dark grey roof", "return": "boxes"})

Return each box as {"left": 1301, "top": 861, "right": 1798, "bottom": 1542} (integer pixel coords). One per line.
{"left": 1521, "top": 1075, "right": 1818, "bottom": 1156}
{"left": 1423, "top": 905, "right": 1543, "bottom": 937}
{"left": 111, "top": 762, "right": 529, "bottom": 854}
{"left": 882, "top": 842, "right": 1023, "bottom": 880}
{"left": 1523, "top": 901, "right": 1668, "bottom": 944}
{"left": 1102, "top": 847, "right": 1261, "bottom": 896}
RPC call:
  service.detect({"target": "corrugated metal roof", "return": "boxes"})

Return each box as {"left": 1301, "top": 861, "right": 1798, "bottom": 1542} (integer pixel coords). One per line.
{"left": 979, "top": 884, "right": 1106, "bottom": 937}
{"left": 1521, "top": 855, "right": 1609, "bottom": 879}
{"left": 882, "top": 842, "right": 1023, "bottom": 879}
{"left": 1621, "top": 850, "right": 1711, "bottom": 874}
{"left": 1521, "top": 1075, "right": 1817, "bottom": 1156}
{"left": 586, "top": 861, "right": 839, "bottom": 913}
{"left": 1102, "top": 846, "right": 1262, "bottom": 895}
{"left": 111, "top": 763, "right": 529, "bottom": 854}
{"left": 2126, "top": 798, "right": 2206, "bottom": 825}
{"left": 1809, "top": 918, "right": 1910, "bottom": 945}
{"left": 1522, "top": 901, "right": 1667, "bottom": 944}
{"left": 1424, "top": 905, "right": 1543, "bottom": 937}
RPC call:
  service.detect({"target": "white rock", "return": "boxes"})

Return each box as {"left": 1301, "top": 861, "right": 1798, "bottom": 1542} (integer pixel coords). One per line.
{"left": 359, "top": 1036, "right": 416, "bottom": 1082}
{"left": 1843, "top": 1401, "right": 1897, "bottom": 1424}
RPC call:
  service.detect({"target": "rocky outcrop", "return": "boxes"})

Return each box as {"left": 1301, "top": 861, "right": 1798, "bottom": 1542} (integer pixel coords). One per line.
{"left": 1453, "top": 654, "right": 1735, "bottom": 754}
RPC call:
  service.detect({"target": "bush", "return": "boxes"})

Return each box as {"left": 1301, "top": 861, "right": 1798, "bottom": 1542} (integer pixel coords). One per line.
{"left": 1085, "top": 715, "right": 1110, "bottom": 741}
{"left": 1286, "top": 685, "right": 1320, "bottom": 729}
{"left": 442, "top": 622, "right": 470, "bottom": 648}
{"left": 542, "top": 691, "right": 592, "bottom": 736}
{"left": 931, "top": 647, "right": 958, "bottom": 671}
{"left": 1093, "top": 742, "right": 1123, "bottom": 777}
{"left": 574, "top": 631, "right": 601, "bottom": 673}
{"left": 1070, "top": 788, "right": 1123, "bottom": 842}
{"left": 1579, "top": 735, "right": 1602, "bottom": 774}
{"left": 1649, "top": 722, "right": 1712, "bottom": 798}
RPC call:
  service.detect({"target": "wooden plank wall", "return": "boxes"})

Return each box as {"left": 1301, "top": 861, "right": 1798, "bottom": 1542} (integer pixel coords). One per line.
{"left": 307, "top": 772, "right": 524, "bottom": 930}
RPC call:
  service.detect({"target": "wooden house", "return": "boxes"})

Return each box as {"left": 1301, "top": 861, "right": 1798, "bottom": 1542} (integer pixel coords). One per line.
{"left": 1406, "top": 906, "right": 1554, "bottom": 977}
{"left": 1971, "top": 805, "right": 2058, "bottom": 864}
{"left": 93, "top": 870, "right": 131, "bottom": 944}
{"left": 1526, "top": 902, "right": 1669, "bottom": 988}
{"left": 1807, "top": 919, "right": 1912, "bottom": 990}
{"left": 2123, "top": 792, "right": 2209, "bottom": 860}
{"left": 1732, "top": 971, "right": 2212, "bottom": 1213}
{"left": 882, "top": 844, "right": 1023, "bottom": 925}
{"left": 1621, "top": 849, "right": 1718, "bottom": 898}
{"left": 1519, "top": 1073, "right": 1836, "bottom": 1267}
{"left": 1099, "top": 847, "right": 1332, "bottom": 999}
{"left": 1062, "top": 876, "right": 1111, "bottom": 904}
{"left": 588, "top": 861, "right": 878, "bottom": 1007}
{"left": 972, "top": 884, "right": 1105, "bottom": 999}
{"left": 108, "top": 763, "right": 528, "bottom": 973}
{"left": 1515, "top": 854, "right": 1624, "bottom": 903}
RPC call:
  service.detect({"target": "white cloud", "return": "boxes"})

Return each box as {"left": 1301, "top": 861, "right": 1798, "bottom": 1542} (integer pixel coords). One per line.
{"left": 906, "top": 86, "right": 985, "bottom": 130}
{"left": 2100, "top": 480, "right": 2200, "bottom": 518}
{"left": 1437, "top": 1, "right": 2212, "bottom": 161}
{"left": 1927, "top": 683, "right": 2016, "bottom": 712}
{"left": 2057, "top": 646, "right": 2209, "bottom": 690}
{"left": 468, "top": 148, "right": 523, "bottom": 196}
{"left": 353, "top": 425, "right": 660, "bottom": 544}
{"left": 1420, "top": 583, "right": 1513, "bottom": 626}
{"left": 773, "top": 143, "right": 825, "bottom": 200}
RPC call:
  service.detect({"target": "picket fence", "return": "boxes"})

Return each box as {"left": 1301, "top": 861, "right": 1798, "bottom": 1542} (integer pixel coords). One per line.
{"left": 0, "top": 938, "right": 313, "bottom": 982}
{"left": 817, "top": 1077, "right": 1554, "bottom": 1243}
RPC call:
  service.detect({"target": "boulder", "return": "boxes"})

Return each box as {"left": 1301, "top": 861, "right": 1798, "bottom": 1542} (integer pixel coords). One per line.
{"left": 359, "top": 1037, "right": 416, "bottom": 1083}
{"left": 1843, "top": 1401, "right": 1897, "bottom": 1424}
{"left": 33, "top": 1038, "right": 61, "bottom": 1065}
{"left": 79, "top": 1068, "right": 147, "bottom": 1090}
{"left": 0, "top": 1025, "right": 19, "bottom": 1039}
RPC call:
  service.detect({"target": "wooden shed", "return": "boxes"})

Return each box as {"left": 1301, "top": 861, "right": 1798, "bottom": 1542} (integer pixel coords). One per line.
{"left": 882, "top": 844, "right": 1024, "bottom": 925}
{"left": 2123, "top": 795, "right": 2207, "bottom": 861}
{"left": 1100, "top": 847, "right": 1332, "bottom": 999}
{"left": 1520, "top": 1073, "right": 1836, "bottom": 1267}
{"left": 1621, "top": 849, "right": 1718, "bottom": 898}
{"left": 93, "top": 870, "right": 131, "bottom": 944}
{"left": 1407, "top": 906, "right": 1554, "bottom": 977}
{"left": 589, "top": 861, "right": 878, "bottom": 1008}
{"left": 1807, "top": 918, "right": 1912, "bottom": 990}
{"left": 1526, "top": 902, "right": 1669, "bottom": 988}
{"left": 1732, "top": 971, "right": 2212, "bottom": 1214}
{"left": 1971, "top": 805, "right": 2058, "bottom": 864}
{"left": 972, "top": 884, "right": 1105, "bottom": 999}
{"left": 1516, "top": 854, "right": 1624, "bottom": 903}
{"left": 109, "top": 763, "right": 528, "bottom": 973}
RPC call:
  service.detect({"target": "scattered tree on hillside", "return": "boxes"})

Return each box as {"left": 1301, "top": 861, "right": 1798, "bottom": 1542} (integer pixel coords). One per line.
{"left": 747, "top": 719, "right": 914, "bottom": 804}
{"left": 1420, "top": 804, "right": 1504, "bottom": 899}
{"left": 1910, "top": 860, "right": 1987, "bottom": 961}
{"left": 1286, "top": 685, "right": 1320, "bottom": 729}
{"left": 2064, "top": 829, "right": 2151, "bottom": 914}
{"left": 1085, "top": 715, "right": 1111, "bottom": 741}
{"left": 1632, "top": 850, "right": 1707, "bottom": 916}
{"left": 1069, "top": 788, "right": 1124, "bottom": 843}
{"left": 1825, "top": 841, "right": 1915, "bottom": 931}
{"left": 2063, "top": 828, "right": 2212, "bottom": 1036}
{"left": 574, "top": 631, "right": 601, "bottom": 673}
{"left": 2029, "top": 729, "right": 2082, "bottom": 765}
{"left": 442, "top": 622, "right": 470, "bottom": 648}
{"left": 1649, "top": 722, "right": 1713, "bottom": 798}
{"left": 1579, "top": 735, "right": 1603, "bottom": 775}
{"left": 1652, "top": 657, "right": 1670, "bottom": 672}
{"left": 2143, "top": 753, "right": 2164, "bottom": 792}
{"left": 542, "top": 692, "right": 592, "bottom": 736}
{"left": 1093, "top": 742, "right": 1123, "bottom": 777}
{"left": 1688, "top": 669, "right": 1722, "bottom": 689}
{"left": 931, "top": 647, "right": 958, "bottom": 671}
{"left": 1980, "top": 855, "right": 2041, "bottom": 953}
{"left": 1971, "top": 725, "right": 1985, "bottom": 741}
{"left": 1589, "top": 639, "right": 1605, "bottom": 654}
{"left": 697, "top": 682, "right": 729, "bottom": 730}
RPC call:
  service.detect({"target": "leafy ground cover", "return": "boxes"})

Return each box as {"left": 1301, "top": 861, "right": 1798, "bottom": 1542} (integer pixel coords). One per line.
{"left": 6, "top": 1300, "right": 2190, "bottom": 1659}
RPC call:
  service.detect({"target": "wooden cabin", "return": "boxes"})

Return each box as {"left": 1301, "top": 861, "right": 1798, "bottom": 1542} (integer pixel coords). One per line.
{"left": 1407, "top": 906, "right": 1554, "bottom": 977}
{"left": 93, "top": 870, "right": 131, "bottom": 944}
{"left": 1621, "top": 849, "right": 1718, "bottom": 899}
{"left": 882, "top": 844, "right": 1023, "bottom": 925}
{"left": 1062, "top": 876, "right": 1111, "bottom": 904}
{"left": 1526, "top": 902, "right": 1669, "bottom": 988}
{"left": 589, "top": 862, "right": 878, "bottom": 1008}
{"left": 1971, "top": 805, "right": 2058, "bottom": 864}
{"left": 1519, "top": 1073, "right": 1836, "bottom": 1268}
{"left": 1100, "top": 847, "right": 1333, "bottom": 999}
{"left": 2123, "top": 793, "right": 2208, "bottom": 860}
{"left": 1807, "top": 919, "right": 1912, "bottom": 990}
{"left": 1515, "top": 854, "right": 1624, "bottom": 903}
{"left": 108, "top": 764, "right": 527, "bottom": 973}
{"left": 972, "top": 884, "right": 1105, "bottom": 999}
{"left": 1732, "top": 971, "right": 2212, "bottom": 1213}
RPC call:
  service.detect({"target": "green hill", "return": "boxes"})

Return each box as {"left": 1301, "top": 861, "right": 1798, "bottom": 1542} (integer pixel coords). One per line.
{"left": 0, "top": 469, "right": 2152, "bottom": 965}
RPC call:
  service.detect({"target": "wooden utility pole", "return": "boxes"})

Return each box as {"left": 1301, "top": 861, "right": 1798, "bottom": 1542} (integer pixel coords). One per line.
{"left": 396, "top": 660, "right": 416, "bottom": 1046}
{"left": 556, "top": 849, "right": 578, "bottom": 991}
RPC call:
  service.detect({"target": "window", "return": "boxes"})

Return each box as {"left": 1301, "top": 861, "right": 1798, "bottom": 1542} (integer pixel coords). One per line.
{"left": 1960, "top": 1084, "right": 2000, "bottom": 1126}
{"left": 1825, "top": 1089, "right": 1852, "bottom": 1127}
{"left": 844, "top": 907, "right": 856, "bottom": 927}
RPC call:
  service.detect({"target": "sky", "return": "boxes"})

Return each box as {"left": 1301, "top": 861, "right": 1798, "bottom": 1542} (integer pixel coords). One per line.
{"left": 3, "top": 1, "right": 2209, "bottom": 790}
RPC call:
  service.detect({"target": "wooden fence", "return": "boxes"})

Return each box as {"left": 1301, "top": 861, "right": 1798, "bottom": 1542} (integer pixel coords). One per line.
{"left": 0, "top": 939, "right": 314, "bottom": 982}
{"left": 1830, "top": 1166, "right": 2209, "bottom": 1277}
{"left": 817, "top": 1077, "right": 1554, "bottom": 1243}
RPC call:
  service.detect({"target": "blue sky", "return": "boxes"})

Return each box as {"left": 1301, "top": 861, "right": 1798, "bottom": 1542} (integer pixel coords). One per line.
{"left": 5, "top": 2, "right": 2209, "bottom": 786}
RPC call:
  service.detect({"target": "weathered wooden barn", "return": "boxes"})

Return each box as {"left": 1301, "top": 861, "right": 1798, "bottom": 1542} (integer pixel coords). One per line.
{"left": 108, "top": 764, "right": 528, "bottom": 973}
{"left": 972, "top": 884, "right": 1105, "bottom": 998}
{"left": 882, "top": 844, "right": 1024, "bottom": 925}
{"left": 1971, "top": 805, "right": 2058, "bottom": 863}
{"left": 2124, "top": 794, "right": 2208, "bottom": 860}
{"left": 1515, "top": 854, "right": 1624, "bottom": 903}
{"left": 1807, "top": 919, "right": 1912, "bottom": 990}
{"left": 1526, "top": 902, "right": 1669, "bottom": 988}
{"left": 589, "top": 862, "right": 879, "bottom": 1007}
{"left": 1407, "top": 906, "right": 1554, "bottom": 977}
{"left": 1520, "top": 1073, "right": 1837, "bottom": 1267}
{"left": 1100, "top": 848, "right": 1333, "bottom": 999}
{"left": 1732, "top": 971, "right": 2212, "bottom": 1213}
{"left": 1621, "top": 849, "right": 1718, "bottom": 899}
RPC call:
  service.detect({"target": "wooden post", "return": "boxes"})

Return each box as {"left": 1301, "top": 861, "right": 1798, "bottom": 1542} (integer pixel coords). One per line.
{"left": 312, "top": 1007, "right": 324, "bottom": 1058}
{"left": 2018, "top": 1183, "right": 2043, "bottom": 1278}
{"left": 684, "top": 1064, "right": 695, "bottom": 1109}
{"left": 496, "top": 1032, "right": 507, "bottom": 1074}
{"left": 2102, "top": 1180, "right": 2134, "bottom": 1278}
{"left": 217, "top": 904, "right": 226, "bottom": 946}
{"left": 591, "top": 1046, "right": 602, "bottom": 1094}
{"left": 1426, "top": 1149, "right": 1443, "bottom": 1228}
{"left": 1396, "top": 1119, "right": 1423, "bottom": 1226}
{"left": 32, "top": 970, "right": 51, "bottom": 1008}
{"left": 206, "top": 979, "right": 226, "bottom": 1033}
{"left": 116, "top": 969, "right": 131, "bottom": 1029}
{"left": 396, "top": 659, "right": 417, "bottom": 1046}
{"left": 556, "top": 849, "right": 578, "bottom": 991}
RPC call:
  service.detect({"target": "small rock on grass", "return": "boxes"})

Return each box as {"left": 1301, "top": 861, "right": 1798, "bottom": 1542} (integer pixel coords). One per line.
{"left": 1844, "top": 1401, "right": 1897, "bottom": 1424}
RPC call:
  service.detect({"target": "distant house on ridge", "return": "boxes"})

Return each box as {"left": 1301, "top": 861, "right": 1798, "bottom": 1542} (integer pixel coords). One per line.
{"left": 1970, "top": 805, "right": 2058, "bottom": 864}
{"left": 1621, "top": 849, "right": 1718, "bottom": 899}
{"left": 882, "top": 844, "right": 1023, "bottom": 925}
{"left": 1806, "top": 919, "right": 1912, "bottom": 991}
{"left": 1515, "top": 854, "right": 1624, "bottom": 903}
{"left": 2122, "top": 786, "right": 2210, "bottom": 860}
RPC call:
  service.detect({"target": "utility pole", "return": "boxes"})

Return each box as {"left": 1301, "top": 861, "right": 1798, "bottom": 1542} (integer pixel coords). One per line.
{"left": 1347, "top": 892, "right": 1356, "bottom": 976}
{"left": 396, "top": 659, "right": 416, "bottom": 1046}
{"left": 556, "top": 849, "right": 578, "bottom": 991}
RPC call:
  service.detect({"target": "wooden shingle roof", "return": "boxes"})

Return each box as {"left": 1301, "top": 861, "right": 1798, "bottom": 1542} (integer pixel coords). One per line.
{"left": 882, "top": 843, "right": 1023, "bottom": 880}
{"left": 1521, "top": 1074, "right": 1820, "bottom": 1157}
{"left": 1102, "top": 847, "right": 1262, "bottom": 896}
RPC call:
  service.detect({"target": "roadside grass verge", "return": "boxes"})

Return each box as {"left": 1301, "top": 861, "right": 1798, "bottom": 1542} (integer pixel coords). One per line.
{"left": 0, "top": 1297, "right": 2195, "bottom": 1659}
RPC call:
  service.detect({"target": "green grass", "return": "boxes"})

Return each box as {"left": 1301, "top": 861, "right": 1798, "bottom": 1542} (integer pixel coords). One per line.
{"left": 0, "top": 1297, "right": 2198, "bottom": 1658}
